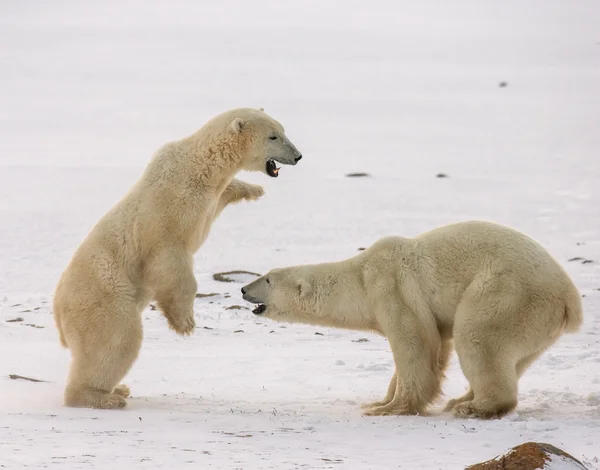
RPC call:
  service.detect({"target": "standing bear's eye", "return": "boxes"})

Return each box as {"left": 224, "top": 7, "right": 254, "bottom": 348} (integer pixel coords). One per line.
{"left": 266, "top": 278, "right": 270, "bottom": 285}
{"left": 269, "top": 136, "right": 278, "bottom": 141}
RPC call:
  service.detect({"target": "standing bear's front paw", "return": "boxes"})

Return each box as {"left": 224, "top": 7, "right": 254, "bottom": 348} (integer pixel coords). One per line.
{"left": 243, "top": 183, "right": 264, "bottom": 201}
{"left": 167, "top": 311, "right": 196, "bottom": 336}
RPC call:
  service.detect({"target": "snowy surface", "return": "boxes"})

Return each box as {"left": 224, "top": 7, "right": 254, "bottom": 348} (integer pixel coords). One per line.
{"left": 1, "top": 0, "right": 600, "bottom": 468}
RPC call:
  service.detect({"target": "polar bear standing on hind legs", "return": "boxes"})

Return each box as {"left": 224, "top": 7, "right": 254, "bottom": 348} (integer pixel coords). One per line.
{"left": 242, "top": 221, "right": 583, "bottom": 419}
{"left": 53, "top": 107, "right": 302, "bottom": 409}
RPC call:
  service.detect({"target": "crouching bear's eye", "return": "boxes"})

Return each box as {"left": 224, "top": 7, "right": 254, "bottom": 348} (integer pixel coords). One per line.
{"left": 266, "top": 278, "right": 270, "bottom": 285}
{"left": 269, "top": 135, "right": 278, "bottom": 141}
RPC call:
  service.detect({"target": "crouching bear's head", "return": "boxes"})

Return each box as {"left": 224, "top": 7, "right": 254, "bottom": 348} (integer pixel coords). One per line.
{"left": 229, "top": 108, "right": 302, "bottom": 178}
{"left": 241, "top": 267, "right": 315, "bottom": 323}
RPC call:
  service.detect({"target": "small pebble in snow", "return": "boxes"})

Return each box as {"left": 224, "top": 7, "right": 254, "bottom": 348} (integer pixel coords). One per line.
{"left": 436, "top": 173, "right": 448, "bottom": 178}
{"left": 335, "top": 360, "right": 346, "bottom": 366}
{"left": 498, "top": 81, "right": 509, "bottom": 87}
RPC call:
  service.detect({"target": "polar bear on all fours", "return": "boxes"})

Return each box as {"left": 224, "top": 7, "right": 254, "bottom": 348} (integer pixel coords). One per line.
{"left": 53, "top": 107, "right": 303, "bottom": 410}
{"left": 242, "top": 220, "right": 583, "bottom": 419}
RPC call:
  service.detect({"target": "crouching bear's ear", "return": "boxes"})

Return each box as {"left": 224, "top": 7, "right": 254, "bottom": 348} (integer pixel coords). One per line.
{"left": 230, "top": 118, "right": 245, "bottom": 133}
{"left": 297, "top": 278, "right": 311, "bottom": 297}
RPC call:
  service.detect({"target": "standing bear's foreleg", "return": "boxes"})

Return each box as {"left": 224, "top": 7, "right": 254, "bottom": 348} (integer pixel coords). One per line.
{"left": 363, "top": 301, "right": 442, "bottom": 416}
{"left": 148, "top": 248, "right": 197, "bottom": 335}
{"left": 214, "top": 179, "right": 264, "bottom": 219}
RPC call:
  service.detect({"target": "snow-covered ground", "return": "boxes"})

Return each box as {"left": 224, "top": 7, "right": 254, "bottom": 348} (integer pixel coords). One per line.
{"left": 1, "top": 1, "right": 599, "bottom": 468}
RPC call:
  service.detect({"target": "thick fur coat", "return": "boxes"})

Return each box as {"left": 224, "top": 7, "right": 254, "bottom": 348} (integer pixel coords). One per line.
{"left": 242, "top": 221, "right": 583, "bottom": 419}
{"left": 54, "top": 107, "right": 302, "bottom": 409}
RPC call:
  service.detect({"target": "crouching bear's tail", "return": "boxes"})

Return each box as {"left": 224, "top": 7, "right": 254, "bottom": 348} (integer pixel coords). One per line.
{"left": 563, "top": 285, "right": 584, "bottom": 334}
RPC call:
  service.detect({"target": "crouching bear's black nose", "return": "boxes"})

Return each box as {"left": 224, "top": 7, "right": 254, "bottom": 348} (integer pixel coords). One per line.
{"left": 241, "top": 287, "right": 246, "bottom": 295}
{"left": 295, "top": 155, "right": 302, "bottom": 162}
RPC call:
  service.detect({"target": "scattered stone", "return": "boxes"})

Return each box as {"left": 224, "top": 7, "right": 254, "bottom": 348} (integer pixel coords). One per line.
{"left": 25, "top": 324, "right": 44, "bottom": 329}
{"left": 352, "top": 338, "right": 369, "bottom": 343}
{"left": 149, "top": 304, "right": 157, "bottom": 310}
{"left": 345, "top": 172, "right": 370, "bottom": 178}
{"left": 498, "top": 81, "right": 509, "bottom": 88}
{"left": 568, "top": 257, "right": 594, "bottom": 264}
{"left": 213, "top": 270, "right": 261, "bottom": 283}
{"left": 9, "top": 374, "right": 48, "bottom": 383}
{"left": 314, "top": 332, "right": 324, "bottom": 336}
{"left": 358, "top": 247, "right": 366, "bottom": 251}
{"left": 233, "top": 330, "right": 244, "bottom": 333}
{"left": 466, "top": 442, "right": 588, "bottom": 470}
{"left": 202, "top": 326, "right": 214, "bottom": 330}
{"left": 195, "top": 292, "right": 219, "bottom": 298}
{"left": 436, "top": 173, "right": 449, "bottom": 178}
{"left": 6, "top": 317, "right": 23, "bottom": 323}
{"left": 19, "top": 309, "right": 32, "bottom": 313}
{"left": 225, "top": 305, "right": 248, "bottom": 311}
{"left": 269, "top": 330, "right": 275, "bottom": 334}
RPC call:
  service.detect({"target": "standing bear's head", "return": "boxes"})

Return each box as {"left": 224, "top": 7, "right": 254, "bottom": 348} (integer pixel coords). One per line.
{"left": 210, "top": 107, "right": 303, "bottom": 178}
{"left": 241, "top": 266, "right": 316, "bottom": 323}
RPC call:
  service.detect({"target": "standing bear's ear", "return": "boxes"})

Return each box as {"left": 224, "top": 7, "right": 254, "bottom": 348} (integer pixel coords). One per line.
{"left": 258, "top": 107, "right": 264, "bottom": 112}
{"left": 230, "top": 118, "right": 245, "bottom": 133}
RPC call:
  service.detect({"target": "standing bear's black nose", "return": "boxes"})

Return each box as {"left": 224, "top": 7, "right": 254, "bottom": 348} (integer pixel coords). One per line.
{"left": 241, "top": 287, "right": 246, "bottom": 295}
{"left": 295, "top": 155, "right": 302, "bottom": 163}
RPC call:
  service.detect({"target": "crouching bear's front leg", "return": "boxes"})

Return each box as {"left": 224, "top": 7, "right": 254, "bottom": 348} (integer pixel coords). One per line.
{"left": 362, "top": 301, "right": 442, "bottom": 417}
{"left": 147, "top": 248, "right": 197, "bottom": 335}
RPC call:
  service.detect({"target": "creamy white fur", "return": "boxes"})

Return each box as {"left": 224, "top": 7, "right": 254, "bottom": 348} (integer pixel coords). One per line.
{"left": 242, "top": 220, "right": 583, "bottom": 419}
{"left": 53, "top": 107, "right": 302, "bottom": 409}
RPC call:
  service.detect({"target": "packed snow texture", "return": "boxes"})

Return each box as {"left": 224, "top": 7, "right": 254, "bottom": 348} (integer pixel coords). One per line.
{"left": 1, "top": 0, "right": 599, "bottom": 468}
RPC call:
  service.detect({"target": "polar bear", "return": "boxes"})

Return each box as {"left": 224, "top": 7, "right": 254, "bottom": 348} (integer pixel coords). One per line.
{"left": 53, "top": 107, "right": 302, "bottom": 409}
{"left": 241, "top": 221, "right": 583, "bottom": 419}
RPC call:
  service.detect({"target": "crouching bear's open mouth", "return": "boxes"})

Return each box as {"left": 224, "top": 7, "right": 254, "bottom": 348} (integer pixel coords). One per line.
{"left": 266, "top": 159, "right": 280, "bottom": 177}
{"left": 253, "top": 304, "right": 267, "bottom": 315}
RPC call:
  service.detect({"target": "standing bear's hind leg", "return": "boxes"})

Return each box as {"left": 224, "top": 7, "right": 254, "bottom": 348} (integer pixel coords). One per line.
{"left": 64, "top": 301, "right": 142, "bottom": 409}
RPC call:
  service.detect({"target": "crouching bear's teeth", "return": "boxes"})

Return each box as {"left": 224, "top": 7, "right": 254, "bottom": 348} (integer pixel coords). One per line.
{"left": 266, "top": 159, "right": 280, "bottom": 177}
{"left": 253, "top": 304, "right": 266, "bottom": 315}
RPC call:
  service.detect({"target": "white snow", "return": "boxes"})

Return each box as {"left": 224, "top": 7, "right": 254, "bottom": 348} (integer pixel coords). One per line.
{"left": 1, "top": 0, "right": 600, "bottom": 468}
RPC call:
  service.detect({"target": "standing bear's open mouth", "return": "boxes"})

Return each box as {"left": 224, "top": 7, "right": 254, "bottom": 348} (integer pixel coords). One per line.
{"left": 266, "top": 159, "right": 280, "bottom": 177}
